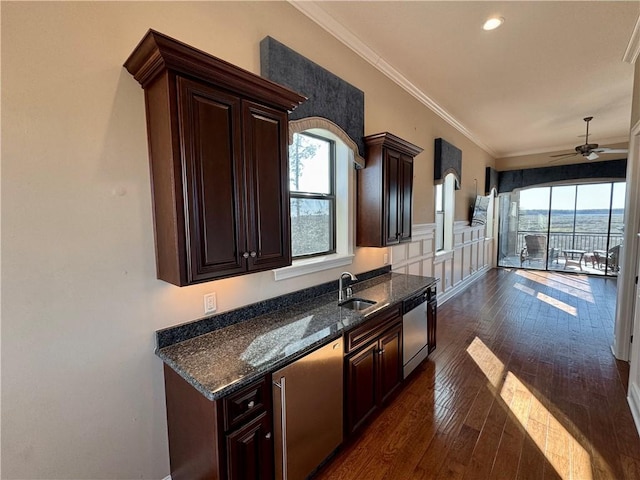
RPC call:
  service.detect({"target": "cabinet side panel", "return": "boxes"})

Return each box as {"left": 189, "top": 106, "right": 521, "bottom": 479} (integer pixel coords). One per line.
{"left": 145, "top": 73, "right": 184, "bottom": 285}
{"left": 177, "top": 77, "right": 246, "bottom": 282}
{"left": 384, "top": 149, "right": 401, "bottom": 245}
{"left": 356, "top": 144, "right": 383, "bottom": 246}
{"left": 164, "top": 364, "right": 221, "bottom": 480}
{"left": 400, "top": 156, "right": 413, "bottom": 242}
{"left": 243, "top": 101, "right": 292, "bottom": 270}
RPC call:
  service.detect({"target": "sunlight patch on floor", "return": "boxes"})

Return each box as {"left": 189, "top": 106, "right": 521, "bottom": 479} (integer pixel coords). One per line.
{"left": 535, "top": 292, "right": 578, "bottom": 316}
{"left": 515, "top": 270, "right": 594, "bottom": 303}
{"left": 467, "top": 337, "right": 592, "bottom": 480}
{"left": 514, "top": 282, "right": 536, "bottom": 296}
{"left": 512, "top": 281, "right": 578, "bottom": 316}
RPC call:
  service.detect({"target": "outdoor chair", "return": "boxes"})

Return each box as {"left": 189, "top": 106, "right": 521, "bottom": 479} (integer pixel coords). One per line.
{"left": 520, "top": 234, "right": 548, "bottom": 267}
{"left": 593, "top": 245, "right": 621, "bottom": 272}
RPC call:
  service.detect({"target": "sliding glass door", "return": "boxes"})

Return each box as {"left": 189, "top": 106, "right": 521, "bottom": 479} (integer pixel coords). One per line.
{"left": 497, "top": 181, "right": 625, "bottom": 276}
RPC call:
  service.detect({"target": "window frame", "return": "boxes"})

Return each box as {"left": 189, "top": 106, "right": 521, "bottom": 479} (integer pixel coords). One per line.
{"left": 435, "top": 174, "right": 455, "bottom": 254}
{"left": 274, "top": 122, "right": 357, "bottom": 282}
{"left": 289, "top": 131, "right": 337, "bottom": 259}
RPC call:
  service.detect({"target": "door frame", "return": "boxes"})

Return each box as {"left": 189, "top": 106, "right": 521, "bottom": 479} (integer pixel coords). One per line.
{"left": 614, "top": 118, "right": 640, "bottom": 361}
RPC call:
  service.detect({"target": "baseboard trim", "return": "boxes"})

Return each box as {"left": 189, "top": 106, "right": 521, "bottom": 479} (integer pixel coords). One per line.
{"left": 162, "top": 475, "right": 171, "bottom": 480}
{"left": 628, "top": 382, "right": 640, "bottom": 437}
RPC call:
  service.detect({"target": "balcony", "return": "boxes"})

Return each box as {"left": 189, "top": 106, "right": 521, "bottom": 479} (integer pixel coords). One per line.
{"left": 499, "top": 231, "right": 623, "bottom": 276}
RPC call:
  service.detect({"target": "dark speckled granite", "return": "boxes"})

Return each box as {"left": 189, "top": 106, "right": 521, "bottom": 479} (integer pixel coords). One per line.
{"left": 156, "top": 266, "right": 391, "bottom": 349}
{"left": 157, "top": 272, "right": 437, "bottom": 401}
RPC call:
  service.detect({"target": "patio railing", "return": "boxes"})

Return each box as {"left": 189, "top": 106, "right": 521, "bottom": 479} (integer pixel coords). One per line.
{"left": 517, "top": 231, "right": 623, "bottom": 254}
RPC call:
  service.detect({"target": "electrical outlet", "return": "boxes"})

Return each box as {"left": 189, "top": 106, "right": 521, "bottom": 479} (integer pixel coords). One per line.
{"left": 204, "top": 293, "right": 217, "bottom": 314}
{"left": 383, "top": 253, "right": 389, "bottom": 264}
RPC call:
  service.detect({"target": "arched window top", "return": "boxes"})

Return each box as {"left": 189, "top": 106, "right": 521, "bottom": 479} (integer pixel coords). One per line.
{"left": 289, "top": 117, "right": 365, "bottom": 169}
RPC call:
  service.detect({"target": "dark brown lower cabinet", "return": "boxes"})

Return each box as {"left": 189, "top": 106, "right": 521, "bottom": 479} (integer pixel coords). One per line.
{"left": 378, "top": 324, "right": 403, "bottom": 404}
{"left": 226, "top": 411, "right": 273, "bottom": 480}
{"left": 164, "top": 365, "right": 273, "bottom": 480}
{"left": 345, "top": 309, "right": 403, "bottom": 436}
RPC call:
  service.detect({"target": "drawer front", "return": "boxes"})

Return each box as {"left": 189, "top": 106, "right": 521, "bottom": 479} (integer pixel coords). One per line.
{"left": 223, "top": 376, "right": 269, "bottom": 432}
{"left": 345, "top": 306, "right": 401, "bottom": 354}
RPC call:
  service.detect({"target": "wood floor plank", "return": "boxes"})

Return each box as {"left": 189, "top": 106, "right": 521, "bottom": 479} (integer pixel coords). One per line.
{"left": 313, "top": 269, "right": 640, "bottom": 480}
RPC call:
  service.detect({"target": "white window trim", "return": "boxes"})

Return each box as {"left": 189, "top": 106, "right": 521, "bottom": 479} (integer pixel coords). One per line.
{"left": 273, "top": 252, "right": 356, "bottom": 281}
{"left": 274, "top": 123, "right": 355, "bottom": 281}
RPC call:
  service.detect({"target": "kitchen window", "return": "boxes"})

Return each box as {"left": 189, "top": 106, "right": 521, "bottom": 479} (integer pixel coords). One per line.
{"left": 289, "top": 132, "right": 336, "bottom": 258}
{"left": 435, "top": 174, "right": 455, "bottom": 253}
{"left": 274, "top": 124, "right": 356, "bottom": 281}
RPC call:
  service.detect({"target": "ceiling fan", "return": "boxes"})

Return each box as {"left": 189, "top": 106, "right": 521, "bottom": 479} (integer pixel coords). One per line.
{"left": 550, "top": 116, "right": 628, "bottom": 161}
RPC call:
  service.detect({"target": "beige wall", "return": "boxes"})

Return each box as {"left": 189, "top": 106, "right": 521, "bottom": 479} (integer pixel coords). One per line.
{"left": 1, "top": 2, "right": 494, "bottom": 478}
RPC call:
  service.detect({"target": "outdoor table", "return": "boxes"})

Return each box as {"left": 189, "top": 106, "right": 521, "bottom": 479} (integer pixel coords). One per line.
{"left": 563, "top": 249, "right": 586, "bottom": 271}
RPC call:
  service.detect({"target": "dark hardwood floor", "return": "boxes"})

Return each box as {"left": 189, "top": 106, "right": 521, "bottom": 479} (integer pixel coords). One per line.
{"left": 314, "top": 268, "right": 640, "bottom": 480}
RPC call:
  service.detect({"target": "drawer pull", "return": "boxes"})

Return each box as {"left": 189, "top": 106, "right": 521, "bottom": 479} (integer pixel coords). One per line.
{"left": 247, "top": 400, "right": 255, "bottom": 409}
{"left": 265, "top": 432, "right": 272, "bottom": 440}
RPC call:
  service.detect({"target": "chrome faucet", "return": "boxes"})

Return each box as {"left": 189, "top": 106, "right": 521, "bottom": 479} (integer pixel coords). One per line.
{"left": 338, "top": 271, "right": 358, "bottom": 303}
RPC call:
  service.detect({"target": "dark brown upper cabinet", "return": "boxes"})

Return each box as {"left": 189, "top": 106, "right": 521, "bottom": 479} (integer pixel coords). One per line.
{"left": 124, "top": 30, "right": 305, "bottom": 286}
{"left": 357, "top": 133, "right": 423, "bottom": 247}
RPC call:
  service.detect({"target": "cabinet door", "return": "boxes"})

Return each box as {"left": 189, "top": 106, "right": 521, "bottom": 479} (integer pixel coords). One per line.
{"left": 427, "top": 300, "right": 437, "bottom": 353}
{"left": 345, "top": 342, "right": 378, "bottom": 436}
{"left": 378, "top": 323, "right": 403, "bottom": 404}
{"left": 242, "top": 101, "right": 292, "bottom": 271}
{"left": 398, "top": 155, "right": 413, "bottom": 243}
{"left": 226, "top": 411, "right": 274, "bottom": 480}
{"left": 384, "top": 149, "right": 401, "bottom": 245}
{"left": 177, "top": 77, "right": 247, "bottom": 283}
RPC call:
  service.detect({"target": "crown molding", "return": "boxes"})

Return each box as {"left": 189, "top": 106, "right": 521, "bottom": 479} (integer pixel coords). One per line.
{"left": 288, "top": 1, "right": 497, "bottom": 158}
{"left": 623, "top": 14, "right": 640, "bottom": 64}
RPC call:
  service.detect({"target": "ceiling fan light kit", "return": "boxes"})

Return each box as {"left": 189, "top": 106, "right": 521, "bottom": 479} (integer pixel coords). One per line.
{"left": 549, "top": 116, "right": 628, "bottom": 162}
{"left": 483, "top": 16, "right": 504, "bottom": 31}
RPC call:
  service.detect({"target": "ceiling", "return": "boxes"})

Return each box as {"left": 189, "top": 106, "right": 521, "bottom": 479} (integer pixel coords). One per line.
{"left": 291, "top": 1, "right": 640, "bottom": 160}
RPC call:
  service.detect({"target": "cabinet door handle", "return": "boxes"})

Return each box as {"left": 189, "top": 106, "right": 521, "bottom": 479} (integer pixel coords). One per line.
{"left": 247, "top": 400, "right": 255, "bottom": 409}
{"left": 242, "top": 252, "right": 250, "bottom": 259}
{"left": 378, "top": 349, "right": 385, "bottom": 355}
{"left": 265, "top": 432, "right": 272, "bottom": 440}
{"left": 250, "top": 251, "right": 257, "bottom": 258}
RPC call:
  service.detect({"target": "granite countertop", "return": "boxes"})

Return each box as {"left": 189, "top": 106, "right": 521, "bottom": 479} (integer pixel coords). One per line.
{"left": 157, "top": 272, "right": 436, "bottom": 401}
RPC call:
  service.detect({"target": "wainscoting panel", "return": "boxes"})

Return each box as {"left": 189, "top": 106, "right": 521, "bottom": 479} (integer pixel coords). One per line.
{"left": 392, "top": 222, "right": 494, "bottom": 304}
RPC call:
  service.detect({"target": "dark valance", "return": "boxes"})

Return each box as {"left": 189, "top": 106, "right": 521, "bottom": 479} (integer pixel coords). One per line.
{"left": 434, "top": 138, "right": 461, "bottom": 190}
{"left": 485, "top": 167, "right": 499, "bottom": 195}
{"left": 260, "top": 36, "right": 365, "bottom": 158}
{"left": 497, "top": 159, "right": 627, "bottom": 194}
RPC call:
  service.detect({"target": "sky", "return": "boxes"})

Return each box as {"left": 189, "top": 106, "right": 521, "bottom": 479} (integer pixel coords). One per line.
{"left": 519, "top": 183, "right": 626, "bottom": 211}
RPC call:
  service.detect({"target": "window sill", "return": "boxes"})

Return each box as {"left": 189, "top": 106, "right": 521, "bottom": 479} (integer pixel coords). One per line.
{"left": 273, "top": 253, "right": 355, "bottom": 281}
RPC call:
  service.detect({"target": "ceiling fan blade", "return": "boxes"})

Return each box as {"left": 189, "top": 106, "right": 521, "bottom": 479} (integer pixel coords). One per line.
{"left": 592, "top": 148, "right": 628, "bottom": 154}
{"left": 550, "top": 152, "right": 577, "bottom": 158}
{"left": 548, "top": 155, "right": 577, "bottom": 164}
{"left": 586, "top": 152, "right": 599, "bottom": 161}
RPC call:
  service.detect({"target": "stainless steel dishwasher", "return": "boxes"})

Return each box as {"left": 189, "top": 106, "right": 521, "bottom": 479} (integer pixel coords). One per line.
{"left": 272, "top": 338, "right": 343, "bottom": 480}
{"left": 402, "top": 285, "right": 433, "bottom": 377}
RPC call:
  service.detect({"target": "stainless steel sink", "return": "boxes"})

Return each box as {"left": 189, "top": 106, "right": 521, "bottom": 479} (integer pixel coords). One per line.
{"left": 339, "top": 298, "right": 376, "bottom": 311}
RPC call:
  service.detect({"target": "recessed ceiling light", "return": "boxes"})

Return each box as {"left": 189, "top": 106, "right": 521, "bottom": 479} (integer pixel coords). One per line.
{"left": 483, "top": 16, "right": 504, "bottom": 31}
